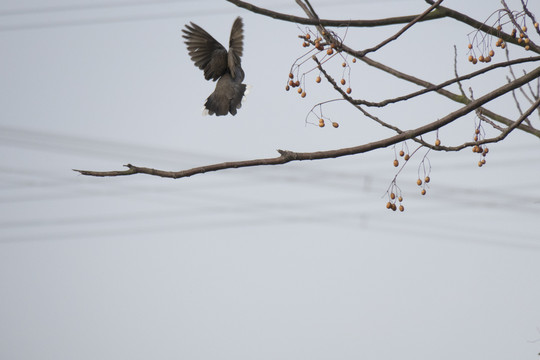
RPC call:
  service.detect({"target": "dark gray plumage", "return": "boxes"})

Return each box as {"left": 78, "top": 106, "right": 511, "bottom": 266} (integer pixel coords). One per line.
{"left": 182, "top": 17, "right": 246, "bottom": 116}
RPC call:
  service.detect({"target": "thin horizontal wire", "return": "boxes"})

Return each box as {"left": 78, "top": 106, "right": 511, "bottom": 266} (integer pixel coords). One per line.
{"left": 0, "top": 0, "right": 197, "bottom": 16}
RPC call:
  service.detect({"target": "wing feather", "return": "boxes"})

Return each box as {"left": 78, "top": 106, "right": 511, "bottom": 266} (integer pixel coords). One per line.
{"left": 182, "top": 22, "right": 228, "bottom": 81}
{"left": 227, "top": 17, "right": 244, "bottom": 79}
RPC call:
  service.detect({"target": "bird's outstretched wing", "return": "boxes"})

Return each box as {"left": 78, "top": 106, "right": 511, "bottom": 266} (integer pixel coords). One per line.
{"left": 182, "top": 22, "right": 228, "bottom": 81}
{"left": 227, "top": 17, "right": 244, "bottom": 80}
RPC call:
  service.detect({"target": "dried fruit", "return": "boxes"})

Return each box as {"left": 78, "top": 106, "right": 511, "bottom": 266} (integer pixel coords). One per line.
{"left": 390, "top": 192, "right": 396, "bottom": 200}
{"left": 352, "top": 58, "right": 357, "bottom": 63}
{"left": 319, "top": 119, "right": 325, "bottom": 127}
{"left": 342, "top": 62, "right": 346, "bottom": 67}
{"left": 468, "top": 55, "right": 474, "bottom": 62}
{"left": 522, "top": 25, "right": 527, "bottom": 32}
{"left": 489, "top": 49, "right": 494, "bottom": 57}
{"left": 399, "top": 150, "right": 405, "bottom": 157}
{"left": 398, "top": 196, "right": 403, "bottom": 202}
{"left": 297, "top": 88, "right": 302, "bottom": 94}
{"left": 327, "top": 48, "right": 334, "bottom": 55}
{"left": 301, "top": 91, "right": 306, "bottom": 98}
{"left": 285, "top": 85, "right": 290, "bottom": 91}
{"left": 417, "top": 179, "right": 422, "bottom": 186}
{"left": 399, "top": 205, "right": 404, "bottom": 212}
{"left": 346, "top": 87, "right": 352, "bottom": 94}
{"left": 404, "top": 154, "right": 410, "bottom": 161}
{"left": 305, "top": 33, "right": 311, "bottom": 40}
{"left": 393, "top": 159, "right": 399, "bottom": 167}
{"left": 332, "top": 122, "right": 339, "bottom": 128}
{"left": 424, "top": 176, "right": 430, "bottom": 183}
{"left": 289, "top": 73, "right": 294, "bottom": 79}
{"left": 315, "top": 76, "right": 321, "bottom": 83}
{"left": 421, "top": 189, "right": 426, "bottom": 195}
{"left": 386, "top": 202, "right": 392, "bottom": 209}
{"left": 468, "top": 43, "right": 472, "bottom": 49}
{"left": 435, "top": 139, "right": 441, "bottom": 146}
{"left": 340, "top": 79, "right": 346, "bottom": 85}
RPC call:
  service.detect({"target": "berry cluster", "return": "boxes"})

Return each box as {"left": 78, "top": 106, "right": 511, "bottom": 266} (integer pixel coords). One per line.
{"left": 317, "top": 118, "right": 339, "bottom": 128}
{"left": 416, "top": 154, "right": 432, "bottom": 196}
{"left": 385, "top": 183, "right": 405, "bottom": 212}
{"left": 285, "top": 29, "right": 356, "bottom": 113}
{"left": 471, "top": 125, "right": 489, "bottom": 167}
{"left": 467, "top": 20, "right": 538, "bottom": 64}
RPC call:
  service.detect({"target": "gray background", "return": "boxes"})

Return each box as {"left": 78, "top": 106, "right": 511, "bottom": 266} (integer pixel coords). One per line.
{"left": 1, "top": 0, "right": 539, "bottom": 359}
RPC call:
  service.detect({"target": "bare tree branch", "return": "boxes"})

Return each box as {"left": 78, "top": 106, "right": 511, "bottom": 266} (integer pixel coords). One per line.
{"left": 228, "top": 0, "right": 540, "bottom": 54}
{"left": 358, "top": 0, "right": 444, "bottom": 57}
{"left": 74, "top": 66, "right": 540, "bottom": 178}
{"left": 226, "top": 0, "right": 446, "bottom": 27}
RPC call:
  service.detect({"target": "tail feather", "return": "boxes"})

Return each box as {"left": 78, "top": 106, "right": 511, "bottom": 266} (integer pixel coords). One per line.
{"left": 204, "top": 74, "right": 247, "bottom": 116}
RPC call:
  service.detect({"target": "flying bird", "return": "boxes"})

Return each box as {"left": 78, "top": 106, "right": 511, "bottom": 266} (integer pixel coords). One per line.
{"left": 182, "top": 17, "right": 246, "bottom": 116}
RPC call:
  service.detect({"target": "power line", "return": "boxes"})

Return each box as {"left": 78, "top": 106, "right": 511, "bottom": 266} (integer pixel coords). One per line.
{"left": 0, "top": 0, "right": 198, "bottom": 16}
{"left": 0, "top": 0, "right": 355, "bottom": 32}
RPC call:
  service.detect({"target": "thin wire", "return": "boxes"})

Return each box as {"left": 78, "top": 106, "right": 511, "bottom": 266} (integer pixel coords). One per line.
{"left": 0, "top": 0, "right": 199, "bottom": 17}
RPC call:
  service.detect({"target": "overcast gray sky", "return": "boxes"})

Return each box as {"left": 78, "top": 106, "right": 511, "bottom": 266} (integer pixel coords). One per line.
{"left": 1, "top": 0, "right": 540, "bottom": 359}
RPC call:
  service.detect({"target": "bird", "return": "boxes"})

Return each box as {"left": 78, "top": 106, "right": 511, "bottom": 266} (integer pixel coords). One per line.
{"left": 182, "top": 17, "right": 247, "bottom": 116}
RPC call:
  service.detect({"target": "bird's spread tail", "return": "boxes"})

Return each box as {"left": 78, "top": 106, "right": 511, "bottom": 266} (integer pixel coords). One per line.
{"left": 204, "top": 75, "right": 247, "bottom": 116}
